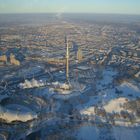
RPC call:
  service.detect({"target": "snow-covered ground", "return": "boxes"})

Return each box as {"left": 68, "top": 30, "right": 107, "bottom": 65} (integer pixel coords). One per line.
{"left": 97, "top": 68, "right": 117, "bottom": 90}
{"left": 19, "top": 78, "right": 46, "bottom": 89}
{"left": 0, "top": 105, "right": 37, "bottom": 123}
{"left": 118, "top": 81, "right": 140, "bottom": 97}
{"left": 80, "top": 97, "right": 129, "bottom": 116}
{"left": 103, "top": 97, "right": 128, "bottom": 113}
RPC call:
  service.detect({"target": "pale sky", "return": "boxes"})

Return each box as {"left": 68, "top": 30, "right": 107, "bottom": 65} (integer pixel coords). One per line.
{"left": 0, "top": 0, "right": 140, "bottom": 15}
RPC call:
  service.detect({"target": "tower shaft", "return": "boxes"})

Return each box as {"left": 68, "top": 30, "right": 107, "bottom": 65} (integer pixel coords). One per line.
{"left": 66, "top": 37, "right": 69, "bottom": 81}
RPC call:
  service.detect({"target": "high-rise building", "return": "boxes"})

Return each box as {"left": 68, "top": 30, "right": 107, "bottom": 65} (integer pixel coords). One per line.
{"left": 77, "top": 48, "right": 83, "bottom": 62}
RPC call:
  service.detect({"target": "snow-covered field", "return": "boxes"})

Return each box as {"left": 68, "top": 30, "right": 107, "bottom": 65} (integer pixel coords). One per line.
{"left": 103, "top": 97, "right": 128, "bottom": 113}
{"left": 77, "top": 68, "right": 140, "bottom": 127}
{"left": 0, "top": 105, "right": 37, "bottom": 123}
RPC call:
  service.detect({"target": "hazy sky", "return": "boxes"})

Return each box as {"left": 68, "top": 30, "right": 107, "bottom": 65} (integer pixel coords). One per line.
{"left": 0, "top": 0, "right": 140, "bottom": 14}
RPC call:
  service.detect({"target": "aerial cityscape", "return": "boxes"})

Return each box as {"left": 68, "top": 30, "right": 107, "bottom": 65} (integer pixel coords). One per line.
{"left": 0, "top": 0, "right": 140, "bottom": 140}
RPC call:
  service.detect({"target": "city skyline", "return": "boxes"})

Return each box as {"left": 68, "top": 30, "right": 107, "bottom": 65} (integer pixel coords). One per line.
{"left": 0, "top": 0, "right": 140, "bottom": 15}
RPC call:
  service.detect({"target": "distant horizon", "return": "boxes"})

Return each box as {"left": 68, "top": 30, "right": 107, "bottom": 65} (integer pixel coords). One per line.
{"left": 0, "top": 12, "right": 140, "bottom": 16}
{"left": 0, "top": 11, "right": 140, "bottom": 26}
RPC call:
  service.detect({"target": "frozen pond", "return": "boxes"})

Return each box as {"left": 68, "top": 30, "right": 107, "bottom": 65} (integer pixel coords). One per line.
{"left": 73, "top": 125, "right": 99, "bottom": 140}
{"left": 25, "top": 122, "right": 140, "bottom": 140}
